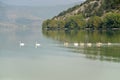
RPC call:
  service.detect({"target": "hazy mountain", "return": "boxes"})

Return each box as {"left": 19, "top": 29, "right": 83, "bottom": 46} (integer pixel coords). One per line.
{"left": 0, "top": 1, "right": 84, "bottom": 28}
{"left": 0, "top": 1, "right": 7, "bottom": 21}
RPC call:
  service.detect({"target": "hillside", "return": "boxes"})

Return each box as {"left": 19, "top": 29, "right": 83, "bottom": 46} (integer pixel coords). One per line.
{"left": 53, "top": 0, "right": 120, "bottom": 20}
{"left": 0, "top": 2, "right": 73, "bottom": 26}
{"left": 42, "top": 0, "right": 120, "bottom": 30}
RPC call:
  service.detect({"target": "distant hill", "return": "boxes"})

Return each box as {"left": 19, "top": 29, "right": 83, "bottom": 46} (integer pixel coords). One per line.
{"left": 0, "top": 1, "right": 82, "bottom": 28}
{"left": 42, "top": 0, "right": 120, "bottom": 30}
{"left": 0, "top": 1, "right": 7, "bottom": 21}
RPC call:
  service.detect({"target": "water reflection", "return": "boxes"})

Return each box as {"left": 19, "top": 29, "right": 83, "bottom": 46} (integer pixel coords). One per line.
{"left": 43, "top": 30, "right": 120, "bottom": 62}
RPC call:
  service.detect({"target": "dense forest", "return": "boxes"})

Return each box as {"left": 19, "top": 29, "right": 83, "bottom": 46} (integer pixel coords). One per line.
{"left": 42, "top": 0, "right": 120, "bottom": 30}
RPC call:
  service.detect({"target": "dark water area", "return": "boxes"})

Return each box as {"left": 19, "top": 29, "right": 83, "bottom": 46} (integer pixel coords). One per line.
{"left": 42, "top": 30, "right": 120, "bottom": 62}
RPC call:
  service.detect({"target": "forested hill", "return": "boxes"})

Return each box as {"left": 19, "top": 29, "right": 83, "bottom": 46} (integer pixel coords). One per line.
{"left": 53, "top": 0, "right": 120, "bottom": 20}
{"left": 42, "top": 0, "right": 120, "bottom": 30}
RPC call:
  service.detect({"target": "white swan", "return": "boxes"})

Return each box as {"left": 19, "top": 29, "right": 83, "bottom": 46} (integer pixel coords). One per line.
{"left": 87, "top": 43, "right": 92, "bottom": 47}
{"left": 96, "top": 42, "right": 102, "bottom": 47}
{"left": 107, "top": 42, "right": 112, "bottom": 46}
{"left": 80, "top": 43, "right": 84, "bottom": 47}
{"left": 19, "top": 41, "right": 25, "bottom": 47}
{"left": 64, "top": 42, "right": 69, "bottom": 47}
{"left": 74, "top": 43, "right": 79, "bottom": 47}
{"left": 35, "top": 42, "right": 41, "bottom": 48}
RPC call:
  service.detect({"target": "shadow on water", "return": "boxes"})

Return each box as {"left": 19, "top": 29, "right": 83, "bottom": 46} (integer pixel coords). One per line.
{"left": 42, "top": 30, "right": 120, "bottom": 62}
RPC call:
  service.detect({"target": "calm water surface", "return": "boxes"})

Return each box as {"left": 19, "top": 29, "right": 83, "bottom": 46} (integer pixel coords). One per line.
{"left": 0, "top": 25, "right": 120, "bottom": 80}
{"left": 0, "top": 8, "right": 120, "bottom": 80}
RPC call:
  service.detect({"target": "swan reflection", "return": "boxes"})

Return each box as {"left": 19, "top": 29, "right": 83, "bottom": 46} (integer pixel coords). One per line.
{"left": 74, "top": 43, "right": 79, "bottom": 47}
{"left": 64, "top": 42, "right": 69, "bottom": 47}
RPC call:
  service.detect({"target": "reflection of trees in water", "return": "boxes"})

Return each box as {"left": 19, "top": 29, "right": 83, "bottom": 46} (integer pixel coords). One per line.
{"left": 71, "top": 46, "right": 120, "bottom": 62}
{"left": 106, "top": 30, "right": 116, "bottom": 36}
{"left": 65, "top": 30, "right": 79, "bottom": 39}
{"left": 43, "top": 30, "right": 120, "bottom": 62}
{"left": 43, "top": 30, "right": 120, "bottom": 43}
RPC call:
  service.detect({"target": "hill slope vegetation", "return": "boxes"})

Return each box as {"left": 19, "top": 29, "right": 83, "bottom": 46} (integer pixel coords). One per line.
{"left": 42, "top": 0, "right": 120, "bottom": 30}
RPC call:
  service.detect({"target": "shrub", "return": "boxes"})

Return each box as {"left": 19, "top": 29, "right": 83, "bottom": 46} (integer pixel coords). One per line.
{"left": 102, "top": 12, "right": 120, "bottom": 29}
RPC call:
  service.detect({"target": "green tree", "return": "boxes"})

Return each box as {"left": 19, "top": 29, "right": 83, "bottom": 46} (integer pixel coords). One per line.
{"left": 103, "top": 12, "right": 120, "bottom": 29}
{"left": 87, "top": 16, "right": 102, "bottom": 29}
{"left": 65, "top": 19, "right": 78, "bottom": 30}
{"left": 65, "top": 14, "right": 86, "bottom": 29}
{"left": 42, "top": 19, "right": 51, "bottom": 29}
